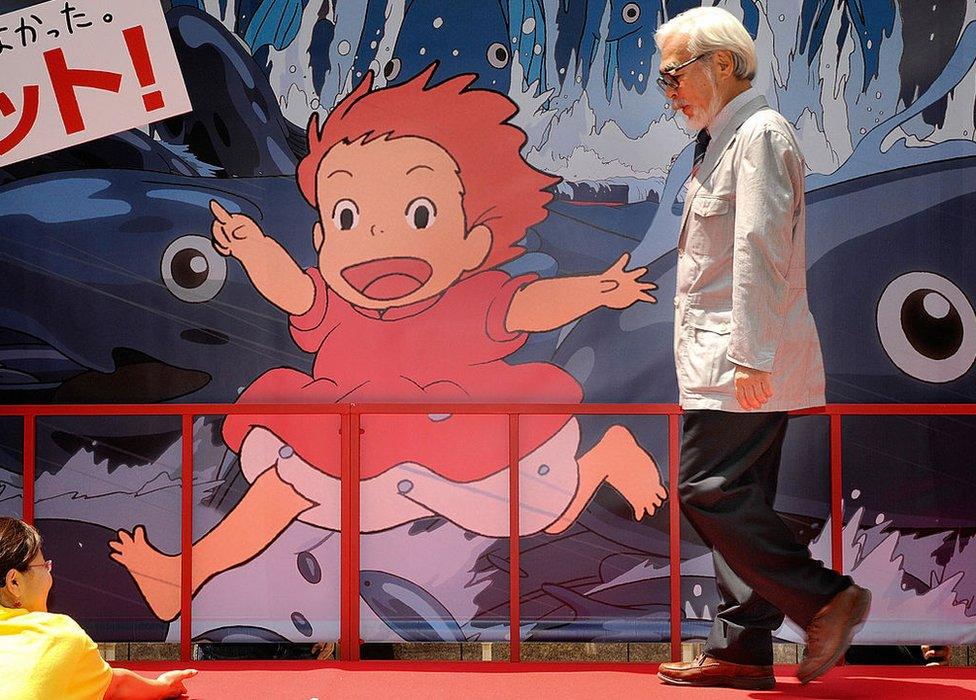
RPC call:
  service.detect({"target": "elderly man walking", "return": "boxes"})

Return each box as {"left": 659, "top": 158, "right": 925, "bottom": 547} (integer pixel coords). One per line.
{"left": 653, "top": 7, "right": 870, "bottom": 690}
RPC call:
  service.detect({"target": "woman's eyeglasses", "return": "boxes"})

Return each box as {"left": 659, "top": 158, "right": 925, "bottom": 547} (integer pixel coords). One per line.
{"left": 656, "top": 53, "right": 710, "bottom": 93}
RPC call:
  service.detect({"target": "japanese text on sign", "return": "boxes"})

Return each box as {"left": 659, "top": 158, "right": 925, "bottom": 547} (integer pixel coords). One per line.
{"left": 0, "top": 0, "right": 191, "bottom": 166}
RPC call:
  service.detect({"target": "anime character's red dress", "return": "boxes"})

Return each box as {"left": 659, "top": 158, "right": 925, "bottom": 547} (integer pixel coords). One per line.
{"left": 222, "top": 268, "right": 583, "bottom": 482}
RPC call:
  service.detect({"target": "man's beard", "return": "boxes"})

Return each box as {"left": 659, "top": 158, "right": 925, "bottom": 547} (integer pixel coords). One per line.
{"left": 673, "top": 70, "right": 723, "bottom": 134}
{"left": 684, "top": 99, "right": 721, "bottom": 132}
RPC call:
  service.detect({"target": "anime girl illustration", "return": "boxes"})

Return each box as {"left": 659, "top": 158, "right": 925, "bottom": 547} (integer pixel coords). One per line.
{"left": 109, "top": 65, "right": 667, "bottom": 622}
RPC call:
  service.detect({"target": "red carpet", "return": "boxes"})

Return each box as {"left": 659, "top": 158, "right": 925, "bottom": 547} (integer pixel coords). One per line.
{"left": 117, "top": 663, "right": 976, "bottom": 699}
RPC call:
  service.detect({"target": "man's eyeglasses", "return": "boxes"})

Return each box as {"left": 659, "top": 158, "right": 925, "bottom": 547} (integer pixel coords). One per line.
{"left": 656, "top": 53, "right": 710, "bottom": 93}
{"left": 25, "top": 560, "right": 53, "bottom": 573}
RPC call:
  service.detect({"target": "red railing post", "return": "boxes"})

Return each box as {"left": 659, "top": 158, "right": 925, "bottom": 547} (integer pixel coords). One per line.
{"left": 349, "top": 408, "right": 362, "bottom": 661}
{"left": 22, "top": 413, "right": 35, "bottom": 526}
{"left": 668, "top": 411, "right": 682, "bottom": 662}
{"left": 829, "top": 412, "right": 844, "bottom": 574}
{"left": 509, "top": 413, "right": 521, "bottom": 663}
{"left": 339, "top": 409, "right": 354, "bottom": 661}
{"left": 180, "top": 413, "right": 194, "bottom": 662}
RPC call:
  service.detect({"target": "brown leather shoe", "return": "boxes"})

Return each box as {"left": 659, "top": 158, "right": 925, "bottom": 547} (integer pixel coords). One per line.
{"left": 797, "top": 584, "right": 871, "bottom": 684}
{"left": 657, "top": 654, "right": 775, "bottom": 690}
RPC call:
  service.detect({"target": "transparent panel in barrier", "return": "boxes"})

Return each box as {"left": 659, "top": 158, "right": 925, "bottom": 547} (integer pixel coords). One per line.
{"left": 842, "top": 415, "right": 976, "bottom": 645}
{"left": 518, "top": 414, "right": 673, "bottom": 656}
{"left": 0, "top": 418, "right": 24, "bottom": 518}
{"left": 678, "top": 413, "right": 831, "bottom": 645}
{"left": 358, "top": 412, "right": 511, "bottom": 646}
{"left": 32, "top": 415, "right": 183, "bottom": 643}
{"left": 191, "top": 413, "right": 341, "bottom": 658}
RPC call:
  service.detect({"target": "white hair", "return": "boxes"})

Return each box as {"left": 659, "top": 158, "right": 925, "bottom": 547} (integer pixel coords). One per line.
{"left": 655, "top": 7, "right": 757, "bottom": 81}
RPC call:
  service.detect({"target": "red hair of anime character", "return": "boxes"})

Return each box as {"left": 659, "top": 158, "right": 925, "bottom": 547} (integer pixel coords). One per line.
{"left": 297, "top": 64, "right": 560, "bottom": 272}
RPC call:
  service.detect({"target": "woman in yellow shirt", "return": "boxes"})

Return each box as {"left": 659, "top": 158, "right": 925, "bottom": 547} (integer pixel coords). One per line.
{"left": 0, "top": 517, "right": 196, "bottom": 699}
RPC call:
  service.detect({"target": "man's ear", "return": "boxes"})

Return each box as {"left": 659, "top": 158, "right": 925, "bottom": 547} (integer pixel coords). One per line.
{"left": 312, "top": 221, "right": 325, "bottom": 253}
{"left": 463, "top": 224, "right": 493, "bottom": 272}
{"left": 715, "top": 50, "right": 735, "bottom": 78}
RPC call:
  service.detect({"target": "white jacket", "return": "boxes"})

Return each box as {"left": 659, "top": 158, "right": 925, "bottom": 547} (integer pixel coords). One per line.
{"left": 674, "top": 91, "right": 826, "bottom": 411}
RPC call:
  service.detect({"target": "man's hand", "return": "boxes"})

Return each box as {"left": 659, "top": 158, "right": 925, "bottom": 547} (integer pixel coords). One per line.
{"left": 598, "top": 253, "right": 658, "bottom": 309}
{"left": 733, "top": 364, "right": 773, "bottom": 410}
{"left": 210, "top": 200, "right": 265, "bottom": 261}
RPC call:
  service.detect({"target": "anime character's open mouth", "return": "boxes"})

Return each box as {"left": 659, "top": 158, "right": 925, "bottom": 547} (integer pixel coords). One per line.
{"left": 340, "top": 257, "right": 433, "bottom": 300}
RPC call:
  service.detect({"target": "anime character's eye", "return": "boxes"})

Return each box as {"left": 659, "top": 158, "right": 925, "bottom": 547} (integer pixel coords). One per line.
{"left": 332, "top": 199, "right": 359, "bottom": 231}
{"left": 487, "top": 42, "right": 510, "bottom": 68}
{"left": 877, "top": 272, "right": 976, "bottom": 383}
{"left": 384, "top": 58, "right": 401, "bottom": 81}
{"left": 622, "top": 3, "right": 641, "bottom": 23}
{"left": 162, "top": 235, "right": 227, "bottom": 303}
{"left": 405, "top": 198, "right": 436, "bottom": 230}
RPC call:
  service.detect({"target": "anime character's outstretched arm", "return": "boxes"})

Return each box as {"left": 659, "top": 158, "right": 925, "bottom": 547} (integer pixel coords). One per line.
{"left": 506, "top": 253, "right": 656, "bottom": 332}
{"left": 210, "top": 200, "right": 315, "bottom": 315}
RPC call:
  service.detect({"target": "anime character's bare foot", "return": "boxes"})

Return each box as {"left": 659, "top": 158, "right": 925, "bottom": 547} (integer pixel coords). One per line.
{"left": 603, "top": 427, "right": 668, "bottom": 521}
{"left": 109, "top": 525, "right": 181, "bottom": 622}
{"left": 546, "top": 425, "right": 667, "bottom": 534}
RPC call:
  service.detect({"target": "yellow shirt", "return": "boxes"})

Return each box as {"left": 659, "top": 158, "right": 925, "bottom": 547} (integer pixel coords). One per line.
{"left": 0, "top": 605, "right": 112, "bottom": 700}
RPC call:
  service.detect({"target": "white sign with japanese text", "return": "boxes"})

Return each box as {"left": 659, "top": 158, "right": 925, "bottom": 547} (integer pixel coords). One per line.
{"left": 0, "top": 0, "right": 191, "bottom": 167}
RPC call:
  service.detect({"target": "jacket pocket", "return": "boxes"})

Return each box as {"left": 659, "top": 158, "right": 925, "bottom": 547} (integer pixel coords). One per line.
{"left": 688, "top": 195, "right": 733, "bottom": 258}
{"left": 683, "top": 309, "right": 734, "bottom": 392}
{"left": 688, "top": 308, "right": 733, "bottom": 334}
{"left": 690, "top": 195, "right": 731, "bottom": 218}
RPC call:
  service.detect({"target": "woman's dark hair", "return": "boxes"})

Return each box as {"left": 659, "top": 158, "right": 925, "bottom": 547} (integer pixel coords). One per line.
{"left": 0, "top": 517, "right": 43, "bottom": 586}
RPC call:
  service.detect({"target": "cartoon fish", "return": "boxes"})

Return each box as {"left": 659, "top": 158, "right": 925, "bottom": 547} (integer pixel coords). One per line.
{"left": 350, "top": 0, "right": 391, "bottom": 83}
{"left": 603, "top": 0, "right": 714, "bottom": 95}
{"left": 554, "top": 0, "right": 606, "bottom": 89}
{"left": 242, "top": 0, "right": 306, "bottom": 53}
{"left": 360, "top": 570, "right": 467, "bottom": 642}
{"left": 233, "top": 0, "right": 267, "bottom": 37}
{"left": 604, "top": 0, "right": 658, "bottom": 95}
{"left": 309, "top": 1, "right": 336, "bottom": 96}
{"left": 391, "top": 0, "right": 513, "bottom": 91}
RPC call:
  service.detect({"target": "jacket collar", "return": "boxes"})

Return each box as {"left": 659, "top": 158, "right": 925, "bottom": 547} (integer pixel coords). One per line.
{"left": 707, "top": 86, "right": 761, "bottom": 146}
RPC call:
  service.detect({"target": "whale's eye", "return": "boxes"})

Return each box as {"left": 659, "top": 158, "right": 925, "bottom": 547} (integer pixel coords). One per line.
{"left": 487, "top": 42, "right": 510, "bottom": 68}
{"left": 877, "top": 272, "right": 976, "bottom": 382}
{"left": 162, "top": 235, "right": 226, "bottom": 303}
{"left": 622, "top": 3, "right": 641, "bottom": 24}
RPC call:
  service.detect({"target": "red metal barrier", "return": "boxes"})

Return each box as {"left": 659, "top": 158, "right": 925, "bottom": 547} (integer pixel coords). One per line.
{"left": 0, "top": 402, "right": 970, "bottom": 666}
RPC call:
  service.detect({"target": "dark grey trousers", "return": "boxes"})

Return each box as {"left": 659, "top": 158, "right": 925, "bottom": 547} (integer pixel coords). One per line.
{"left": 678, "top": 410, "right": 852, "bottom": 666}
